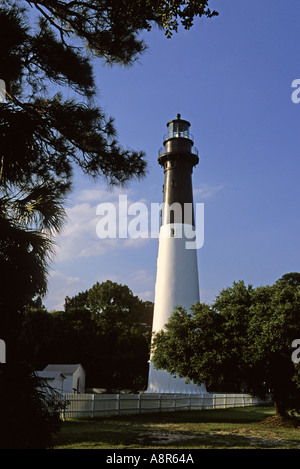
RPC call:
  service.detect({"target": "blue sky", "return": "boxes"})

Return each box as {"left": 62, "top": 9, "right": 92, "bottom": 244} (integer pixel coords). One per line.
{"left": 44, "top": 0, "right": 300, "bottom": 310}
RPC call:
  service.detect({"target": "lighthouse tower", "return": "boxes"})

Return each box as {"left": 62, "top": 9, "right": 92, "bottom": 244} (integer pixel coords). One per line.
{"left": 146, "top": 114, "right": 206, "bottom": 394}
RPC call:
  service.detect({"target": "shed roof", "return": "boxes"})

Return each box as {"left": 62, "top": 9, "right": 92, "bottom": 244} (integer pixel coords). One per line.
{"left": 36, "top": 371, "right": 66, "bottom": 380}
{"left": 43, "top": 364, "right": 85, "bottom": 375}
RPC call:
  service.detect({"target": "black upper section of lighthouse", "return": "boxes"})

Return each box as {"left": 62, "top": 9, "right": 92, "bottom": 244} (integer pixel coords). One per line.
{"left": 158, "top": 114, "right": 198, "bottom": 226}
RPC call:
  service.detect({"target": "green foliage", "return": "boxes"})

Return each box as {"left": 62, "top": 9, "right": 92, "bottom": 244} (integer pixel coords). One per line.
{"left": 0, "top": 361, "right": 63, "bottom": 449}
{"left": 22, "top": 0, "right": 218, "bottom": 61}
{"left": 21, "top": 281, "right": 153, "bottom": 391}
{"left": 0, "top": 0, "right": 217, "bottom": 449}
{"left": 64, "top": 280, "right": 153, "bottom": 390}
{"left": 152, "top": 274, "right": 300, "bottom": 417}
{"left": 0, "top": 0, "right": 218, "bottom": 316}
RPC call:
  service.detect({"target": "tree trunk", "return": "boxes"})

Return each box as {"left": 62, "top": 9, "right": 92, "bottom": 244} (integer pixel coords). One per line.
{"left": 274, "top": 399, "right": 289, "bottom": 421}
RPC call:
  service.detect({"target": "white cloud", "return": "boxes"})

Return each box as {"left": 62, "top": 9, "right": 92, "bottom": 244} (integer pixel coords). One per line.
{"left": 53, "top": 189, "right": 155, "bottom": 262}
{"left": 126, "top": 270, "right": 155, "bottom": 302}
{"left": 137, "top": 290, "right": 154, "bottom": 301}
{"left": 193, "top": 183, "right": 224, "bottom": 200}
{"left": 45, "top": 270, "right": 88, "bottom": 311}
{"left": 74, "top": 187, "right": 124, "bottom": 204}
{"left": 44, "top": 267, "right": 155, "bottom": 311}
{"left": 45, "top": 183, "right": 219, "bottom": 310}
{"left": 52, "top": 182, "right": 223, "bottom": 265}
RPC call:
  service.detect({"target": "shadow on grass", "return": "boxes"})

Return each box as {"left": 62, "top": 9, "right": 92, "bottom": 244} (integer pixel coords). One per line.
{"left": 118, "top": 405, "right": 275, "bottom": 425}
{"left": 54, "top": 406, "right": 289, "bottom": 449}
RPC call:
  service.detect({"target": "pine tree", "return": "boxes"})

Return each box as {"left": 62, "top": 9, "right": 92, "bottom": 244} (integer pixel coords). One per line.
{"left": 0, "top": 1, "right": 217, "bottom": 312}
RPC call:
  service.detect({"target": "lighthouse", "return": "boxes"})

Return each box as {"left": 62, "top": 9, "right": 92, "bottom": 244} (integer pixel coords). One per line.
{"left": 146, "top": 114, "right": 206, "bottom": 394}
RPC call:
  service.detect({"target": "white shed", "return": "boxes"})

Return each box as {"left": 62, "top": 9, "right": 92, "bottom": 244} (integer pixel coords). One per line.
{"left": 36, "top": 370, "right": 66, "bottom": 394}
{"left": 43, "top": 364, "right": 86, "bottom": 394}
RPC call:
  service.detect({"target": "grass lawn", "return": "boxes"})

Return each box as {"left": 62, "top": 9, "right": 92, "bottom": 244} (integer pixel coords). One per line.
{"left": 52, "top": 405, "right": 300, "bottom": 449}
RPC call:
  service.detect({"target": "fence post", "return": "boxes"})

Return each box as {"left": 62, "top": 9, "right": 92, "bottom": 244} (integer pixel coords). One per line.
{"left": 117, "top": 394, "right": 120, "bottom": 415}
{"left": 91, "top": 394, "right": 95, "bottom": 418}
{"left": 62, "top": 394, "right": 66, "bottom": 421}
{"left": 138, "top": 394, "right": 141, "bottom": 414}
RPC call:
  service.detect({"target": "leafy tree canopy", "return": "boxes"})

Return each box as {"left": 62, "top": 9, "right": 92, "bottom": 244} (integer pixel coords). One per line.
{"left": 65, "top": 279, "right": 153, "bottom": 329}
{"left": 21, "top": 280, "right": 153, "bottom": 390}
{"left": 152, "top": 274, "right": 300, "bottom": 421}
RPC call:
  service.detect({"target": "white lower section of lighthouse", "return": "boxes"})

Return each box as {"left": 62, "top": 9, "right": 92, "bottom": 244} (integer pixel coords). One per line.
{"left": 146, "top": 223, "right": 206, "bottom": 394}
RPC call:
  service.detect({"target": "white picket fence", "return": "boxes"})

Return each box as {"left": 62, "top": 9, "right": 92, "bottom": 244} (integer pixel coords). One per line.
{"left": 60, "top": 392, "right": 264, "bottom": 419}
